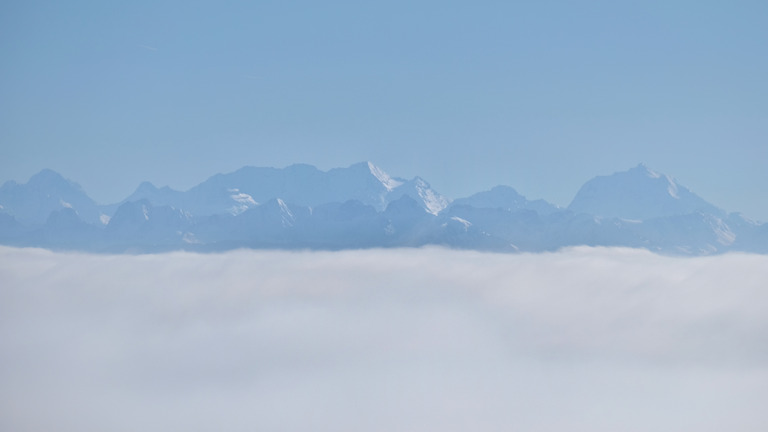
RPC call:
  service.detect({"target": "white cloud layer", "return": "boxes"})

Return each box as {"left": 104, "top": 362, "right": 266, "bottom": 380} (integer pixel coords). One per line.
{"left": 1, "top": 246, "right": 767, "bottom": 431}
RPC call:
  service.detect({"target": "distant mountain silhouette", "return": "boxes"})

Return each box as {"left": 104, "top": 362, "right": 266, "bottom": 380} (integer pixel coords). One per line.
{"left": 569, "top": 163, "right": 722, "bottom": 220}
{"left": 0, "top": 169, "right": 104, "bottom": 225}
{"left": 0, "top": 163, "right": 764, "bottom": 255}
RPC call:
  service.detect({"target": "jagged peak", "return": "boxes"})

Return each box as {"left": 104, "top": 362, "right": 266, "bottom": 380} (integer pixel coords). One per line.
{"left": 135, "top": 181, "right": 158, "bottom": 193}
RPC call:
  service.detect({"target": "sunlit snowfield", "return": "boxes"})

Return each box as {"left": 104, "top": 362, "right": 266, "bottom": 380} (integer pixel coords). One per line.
{"left": 1, "top": 246, "right": 767, "bottom": 432}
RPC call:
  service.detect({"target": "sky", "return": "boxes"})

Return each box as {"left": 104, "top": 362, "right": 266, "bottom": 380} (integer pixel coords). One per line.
{"left": 1, "top": 1, "right": 767, "bottom": 219}
{"left": 2, "top": 246, "right": 768, "bottom": 431}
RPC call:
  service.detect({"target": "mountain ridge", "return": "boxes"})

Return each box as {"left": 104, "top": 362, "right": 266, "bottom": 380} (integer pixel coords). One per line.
{"left": 0, "top": 162, "right": 764, "bottom": 255}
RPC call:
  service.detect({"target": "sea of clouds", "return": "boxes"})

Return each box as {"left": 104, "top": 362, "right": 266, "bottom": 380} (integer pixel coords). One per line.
{"left": 1, "top": 246, "right": 767, "bottom": 432}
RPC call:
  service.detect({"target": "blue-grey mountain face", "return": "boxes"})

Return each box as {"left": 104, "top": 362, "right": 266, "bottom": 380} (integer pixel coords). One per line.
{"left": 568, "top": 163, "right": 722, "bottom": 220}
{"left": 451, "top": 185, "right": 561, "bottom": 215}
{"left": 0, "top": 163, "right": 764, "bottom": 255}
{"left": 106, "top": 200, "right": 193, "bottom": 245}
{"left": 123, "top": 182, "right": 186, "bottom": 212}
{"left": 126, "top": 162, "right": 449, "bottom": 217}
{"left": 0, "top": 169, "right": 105, "bottom": 225}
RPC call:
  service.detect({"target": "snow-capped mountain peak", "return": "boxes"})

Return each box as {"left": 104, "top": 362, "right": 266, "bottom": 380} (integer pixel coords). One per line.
{"left": 2, "top": 162, "right": 762, "bottom": 255}
{"left": 569, "top": 164, "right": 722, "bottom": 220}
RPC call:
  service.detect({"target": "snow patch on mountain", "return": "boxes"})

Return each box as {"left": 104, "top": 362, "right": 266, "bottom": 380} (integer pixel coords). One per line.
{"left": 643, "top": 163, "right": 661, "bottom": 179}
{"left": 667, "top": 181, "right": 679, "bottom": 199}
{"left": 182, "top": 232, "right": 200, "bottom": 244}
{"left": 409, "top": 177, "right": 450, "bottom": 215}
{"left": 228, "top": 189, "right": 257, "bottom": 215}
{"left": 275, "top": 198, "right": 296, "bottom": 227}
{"left": 710, "top": 216, "right": 736, "bottom": 246}
{"left": 450, "top": 216, "right": 472, "bottom": 228}
{"left": 367, "top": 161, "right": 403, "bottom": 191}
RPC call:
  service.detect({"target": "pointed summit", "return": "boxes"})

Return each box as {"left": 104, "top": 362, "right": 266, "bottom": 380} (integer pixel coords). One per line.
{"left": 388, "top": 176, "right": 449, "bottom": 215}
{"left": 28, "top": 168, "right": 69, "bottom": 185}
{"left": 568, "top": 164, "right": 722, "bottom": 220}
{"left": 135, "top": 181, "right": 159, "bottom": 193}
{"left": 0, "top": 169, "right": 101, "bottom": 225}
{"left": 124, "top": 181, "right": 184, "bottom": 208}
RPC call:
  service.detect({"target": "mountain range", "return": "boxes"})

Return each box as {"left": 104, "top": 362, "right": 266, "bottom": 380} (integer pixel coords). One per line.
{"left": 1, "top": 162, "right": 765, "bottom": 254}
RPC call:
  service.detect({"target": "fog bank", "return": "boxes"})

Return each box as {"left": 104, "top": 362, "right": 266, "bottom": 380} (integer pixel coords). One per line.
{"left": 1, "top": 246, "right": 767, "bottom": 431}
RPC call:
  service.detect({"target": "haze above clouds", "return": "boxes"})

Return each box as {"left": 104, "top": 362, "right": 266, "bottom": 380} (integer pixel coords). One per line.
{"left": 1, "top": 246, "right": 767, "bottom": 431}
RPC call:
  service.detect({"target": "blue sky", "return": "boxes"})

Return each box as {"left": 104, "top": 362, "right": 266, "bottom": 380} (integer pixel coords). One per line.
{"left": 2, "top": 1, "right": 767, "bottom": 219}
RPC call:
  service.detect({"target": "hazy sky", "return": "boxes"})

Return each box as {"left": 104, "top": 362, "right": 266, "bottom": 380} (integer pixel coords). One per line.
{"left": 1, "top": 1, "right": 766, "bottom": 219}
{"left": 2, "top": 246, "right": 768, "bottom": 431}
